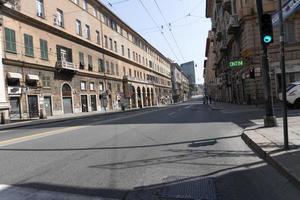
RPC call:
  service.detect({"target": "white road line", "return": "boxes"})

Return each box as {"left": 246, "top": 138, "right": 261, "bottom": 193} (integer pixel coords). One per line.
{"left": 184, "top": 105, "right": 192, "bottom": 109}
{"left": 168, "top": 112, "right": 176, "bottom": 116}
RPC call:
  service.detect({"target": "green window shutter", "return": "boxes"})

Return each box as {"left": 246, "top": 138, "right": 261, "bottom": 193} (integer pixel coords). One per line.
{"left": 40, "top": 39, "right": 48, "bottom": 60}
{"left": 5, "top": 28, "right": 16, "bottom": 53}
{"left": 24, "top": 34, "right": 34, "bottom": 56}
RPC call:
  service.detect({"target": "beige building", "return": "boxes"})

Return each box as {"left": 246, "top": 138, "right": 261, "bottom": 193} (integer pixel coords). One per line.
{"left": 0, "top": 0, "right": 172, "bottom": 121}
{"left": 171, "top": 63, "right": 190, "bottom": 102}
{"left": 205, "top": 0, "right": 300, "bottom": 104}
{"left": 203, "top": 30, "right": 217, "bottom": 100}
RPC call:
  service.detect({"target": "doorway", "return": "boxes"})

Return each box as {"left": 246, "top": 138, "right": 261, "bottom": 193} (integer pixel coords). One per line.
{"left": 90, "top": 95, "right": 97, "bottom": 111}
{"left": 28, "top": 95, "right": 39, "bottom": 118}
{"left": 9, "top": 97, "right": 21, "bottom": 119}
{"left": 81, "top": 95, "right": 88, "bottom": 112}
{"left": 62, "top": 83, "right": 73, "bottom": 114}
{"left": 44, "top": 96, "right": 53, "bottom": 116}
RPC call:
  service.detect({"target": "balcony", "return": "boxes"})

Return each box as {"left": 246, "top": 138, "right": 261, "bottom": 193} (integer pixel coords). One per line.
{"left": 56, "top": 61, "right": 77, "bottom": 72}
{"left": 223, "top": 0, "right": 232, "bottom": 13}
{"left": 227, "top": 15, "right": 239, "bottom": 35}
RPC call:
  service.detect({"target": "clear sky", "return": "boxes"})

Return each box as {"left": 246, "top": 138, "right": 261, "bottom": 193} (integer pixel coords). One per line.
{"left": 100, "top": 0, "right": 211, "bottom": 84}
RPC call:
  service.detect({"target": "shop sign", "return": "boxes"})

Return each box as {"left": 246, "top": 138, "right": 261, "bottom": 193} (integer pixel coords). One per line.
{"left": 229, "top": 60, "right": 244, "bottom": 68}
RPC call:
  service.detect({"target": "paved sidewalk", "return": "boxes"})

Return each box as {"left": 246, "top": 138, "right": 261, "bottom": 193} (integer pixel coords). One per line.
{"left": 207, "top": 102, "right": 262, "bottom": 111}
{"left": 0, "top": 105, "right": 163, "bottom": 131}
{"left": 242, "top": 116, "right": 300, "bottom": 190}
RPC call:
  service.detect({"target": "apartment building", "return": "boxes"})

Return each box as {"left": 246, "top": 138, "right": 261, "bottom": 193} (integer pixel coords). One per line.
{"left": 171, "top": 63, "right": 190, "bottom": 102}
{"left": 0, "top": 0, "right": 172, "bottom": 122}
{"left": 206, "top": 0, "right": 300, "bottom": 104}
{"left": 203, "top": 30, "right": 217, "bottom": 100}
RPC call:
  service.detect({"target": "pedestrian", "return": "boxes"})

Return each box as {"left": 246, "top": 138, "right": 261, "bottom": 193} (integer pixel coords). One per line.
{"left": 209, "top": 96, "right": 212, "bottom": 104}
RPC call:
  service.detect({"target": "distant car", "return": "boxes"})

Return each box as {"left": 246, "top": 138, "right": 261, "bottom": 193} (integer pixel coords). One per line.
{"left": 279, "top": 81, "right": 300, "bottom": 108}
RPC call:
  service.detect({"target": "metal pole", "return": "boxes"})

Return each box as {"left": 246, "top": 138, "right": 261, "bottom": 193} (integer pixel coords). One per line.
{"left": 278, "top": 0, "right": 289, "bottom": 150}
{"left": 256, "top": 0, "right": 277, "bottom": 127}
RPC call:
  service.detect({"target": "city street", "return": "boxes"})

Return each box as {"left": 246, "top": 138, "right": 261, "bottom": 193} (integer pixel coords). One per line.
{"left": 0, "top": 97, "right": 299, "bottom": 199}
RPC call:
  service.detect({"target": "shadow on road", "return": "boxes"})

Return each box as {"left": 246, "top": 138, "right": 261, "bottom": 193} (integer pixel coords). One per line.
{"left": 3, "top": 159, "right": 298, "bottom": 200}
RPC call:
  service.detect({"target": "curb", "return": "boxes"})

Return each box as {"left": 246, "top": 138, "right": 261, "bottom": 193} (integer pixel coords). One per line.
{"left": 241, "top": 132, "right": 300, "bottom": 191}
{"left": 0, "top": 106, "right": 160, "bottom": 131}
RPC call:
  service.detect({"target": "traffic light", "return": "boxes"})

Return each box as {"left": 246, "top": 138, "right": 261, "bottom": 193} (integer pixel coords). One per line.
{"left": 261, "top": 14, "right": 273, "bottom": 45}
{"left": 250, "top": 68, "right": 255, "bottom": 79}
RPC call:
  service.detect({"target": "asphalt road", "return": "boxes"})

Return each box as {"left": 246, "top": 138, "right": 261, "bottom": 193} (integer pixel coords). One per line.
{"left": 0, "top": 97, "right": 299, "bottom": 200}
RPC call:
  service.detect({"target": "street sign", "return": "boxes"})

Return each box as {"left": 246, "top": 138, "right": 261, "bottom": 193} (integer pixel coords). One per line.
{"left": 229, "top": 60, "right": 244, "bottom": 68}
{"left": 272, "top": 0, "right": 300, "bottom": 25}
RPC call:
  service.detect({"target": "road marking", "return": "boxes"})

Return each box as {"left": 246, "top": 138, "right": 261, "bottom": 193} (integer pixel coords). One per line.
{"left": 0, "top": 126, "right": 85, "bottom": 147}
{"left": 168, "top": 112, "right": 176, "bottom": 116}
{"left": 184, "top": 105, "right": 192, "bottom": 109}
{"left": 0, "top": 106, "right": 176, "bottom": 147}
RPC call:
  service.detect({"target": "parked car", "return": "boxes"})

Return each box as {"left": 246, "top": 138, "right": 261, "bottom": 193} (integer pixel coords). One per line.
{"left": 279, "top": 81, "right": 300, "bottom": 108}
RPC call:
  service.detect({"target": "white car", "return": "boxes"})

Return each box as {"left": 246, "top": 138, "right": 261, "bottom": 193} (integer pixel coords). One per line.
{"left": 279, "top": 81, "right": 300, "bottom": 108}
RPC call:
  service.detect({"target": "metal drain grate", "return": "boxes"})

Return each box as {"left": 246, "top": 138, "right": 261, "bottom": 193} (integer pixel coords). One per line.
{"left": 157, "top": 177, "right": 217, "bottom": 200}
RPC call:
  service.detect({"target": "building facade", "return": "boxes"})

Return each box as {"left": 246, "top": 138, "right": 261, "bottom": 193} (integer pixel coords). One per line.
{"left": 205, "top": 0, "right": 300, "bottom": 104}
{"left": 181, "top": 61, "right": 196, "bottom": 85}
{"left": 171, "top": 63, "right": 190, "bottom": 102}
{"left": 203, "top": 30, "right": 218, "bottom": 100}
{"left": 0, "top": 0, "right": 172, "bottom": 122}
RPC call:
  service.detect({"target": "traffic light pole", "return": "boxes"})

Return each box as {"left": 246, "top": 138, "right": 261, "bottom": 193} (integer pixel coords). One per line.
{"left": 256, "top": 0, "right": 277, "bottom": 127}
{"left": 278, "top": 0, "right": 289, "bottom": 150}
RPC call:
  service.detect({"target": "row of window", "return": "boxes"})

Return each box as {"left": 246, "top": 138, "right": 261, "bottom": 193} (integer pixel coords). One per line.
{"left": 5, "top": 28, "right": 49, "bottom": 60}
{"left": 5, "top": 27, "right": 171, "bottom": 86}
{"left": 35, "top": 1, "right": 170, "bottom": 76}
{"left": 69, "top": 0, "right": 168, "bottom": 65}
{"left": 80, "top": 81, "right": 121, "bottom": 93}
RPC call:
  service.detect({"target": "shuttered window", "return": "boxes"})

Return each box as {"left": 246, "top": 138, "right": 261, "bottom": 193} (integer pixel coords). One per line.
{"left": 40, "top": 39, "right": 48, "bottom": 60}
{"left": 5, "top": 28, "right": 16, "bottom": 53}
{"left": 24, "top": 34, "right": 34, "bottom": 57}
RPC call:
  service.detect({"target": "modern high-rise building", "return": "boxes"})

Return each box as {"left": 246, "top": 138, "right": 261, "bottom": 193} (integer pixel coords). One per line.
{"left": 0, "top": 0, "right": 173, "bottom": 122}
{"left": 181, "top": 61, "right": 196, "bottom": 85}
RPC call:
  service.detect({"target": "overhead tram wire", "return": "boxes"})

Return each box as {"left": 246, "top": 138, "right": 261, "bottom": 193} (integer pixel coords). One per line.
{"left": 152, "top": 0, "right": 185, "bottom": 61}
{"left": 137, "top": 0, "right": 181, "bottom": 64}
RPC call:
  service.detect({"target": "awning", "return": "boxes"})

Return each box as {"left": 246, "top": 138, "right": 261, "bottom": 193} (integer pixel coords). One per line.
{"left": 26, "top": 74, "right": 39, "bottom": 81}
{"left": 7, "top": 72, "right": 22, "bottom": 79}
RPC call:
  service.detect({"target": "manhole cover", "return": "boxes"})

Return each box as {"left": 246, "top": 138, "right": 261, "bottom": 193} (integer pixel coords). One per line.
{"left": 157, "top": 177, "right": 217, "bottom": 200}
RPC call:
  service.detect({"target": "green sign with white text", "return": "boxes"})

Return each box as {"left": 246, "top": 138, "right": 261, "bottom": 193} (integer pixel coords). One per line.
{"left": 229, "top": 60, "right": 244, "bottom": 68}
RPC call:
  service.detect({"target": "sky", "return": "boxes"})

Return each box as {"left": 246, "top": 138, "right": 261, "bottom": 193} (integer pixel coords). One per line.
{"left": 100, "top": 0, "right": 211, "bottom": 84}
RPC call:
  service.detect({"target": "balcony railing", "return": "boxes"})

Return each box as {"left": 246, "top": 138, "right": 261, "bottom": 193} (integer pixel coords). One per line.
{"left": 56, "top": 61, "right": 77, "bottom": 71}
{"left": 227, "top": 15, "right": 239, "bottom": 35}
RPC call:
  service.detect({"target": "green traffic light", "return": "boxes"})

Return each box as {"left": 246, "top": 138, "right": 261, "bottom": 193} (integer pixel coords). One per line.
{"left": 263, "top": 35, "right": 272, "bottom": 43}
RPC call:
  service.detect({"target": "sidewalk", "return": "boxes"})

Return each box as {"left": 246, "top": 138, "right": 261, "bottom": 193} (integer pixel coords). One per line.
{"left": 0, "top": 106, "right": 162, "bottom": 131}
{"left": 207, "top": 102, "right": 262, "bottom": 111}
{"left": 242, "top": 116, "right": 300, "bottom": 190}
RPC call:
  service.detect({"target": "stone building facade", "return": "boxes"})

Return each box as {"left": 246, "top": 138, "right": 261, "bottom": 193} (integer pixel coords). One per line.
{"left": 0, "top": 0, "right": 172, "bottom": 121}
{"left": 171, "top": 63, "right": 190, "bottom": 103}
{"left": 205, "top": 0, "right": 300, "bottom": 104}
